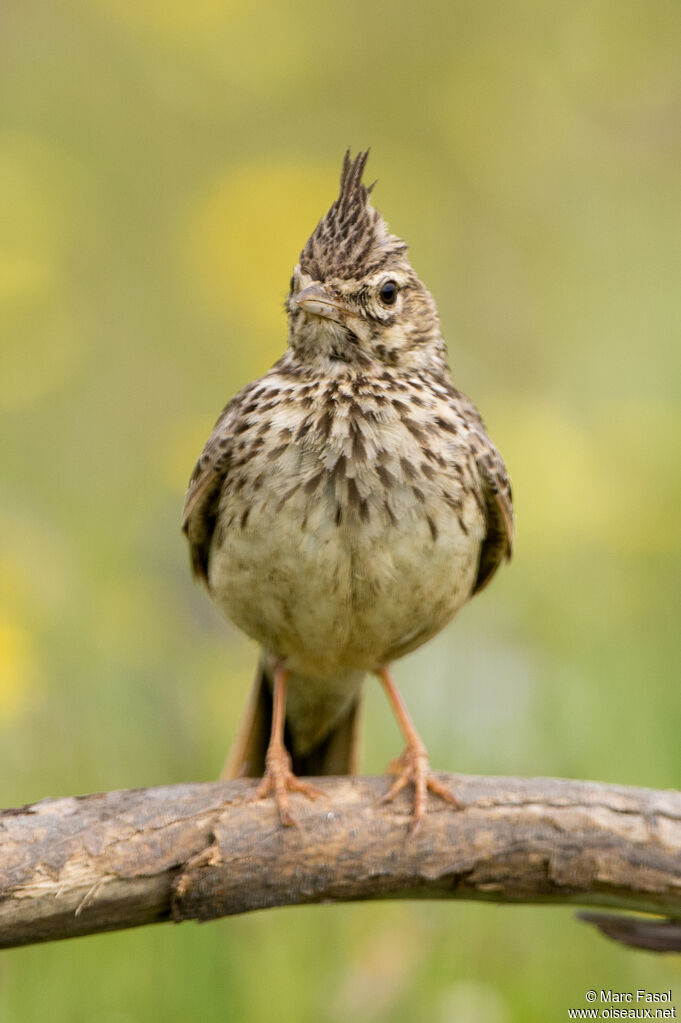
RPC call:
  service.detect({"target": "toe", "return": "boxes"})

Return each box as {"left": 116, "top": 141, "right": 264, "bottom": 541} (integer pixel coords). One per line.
{"left": 379, "top": 746, "right": 464, "bottom": 830}
{"left": 378, "top": 770, "right": 411, "bottom": 805}
{"left": 289, "top": 777, "right": 326, "bottom": 799}
{"left": 426, "top": 774, "right": 463, "bottom": 808}
{"left": 247, "top": 757, "right": 324, "bottom": 827}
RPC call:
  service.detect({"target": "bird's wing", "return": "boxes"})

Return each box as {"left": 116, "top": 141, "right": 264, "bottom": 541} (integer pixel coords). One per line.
{"left": 452, "top": 391, "right": 515, "bottom": 594}
{"left": 181, "top": 386, "right": 251, "bottom": 585}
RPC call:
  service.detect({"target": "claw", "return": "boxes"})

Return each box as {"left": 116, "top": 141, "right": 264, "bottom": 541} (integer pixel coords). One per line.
{"left": 249, "top": 744, "right": 325, "bottom": 827}
{"left": 380, "top": 742, "right": 463, "bottom": 835}
{"left": 375, "top": 665, "right": 463, "bottom": 834}
{"left": 243, "top": 662, "right": 325, "bottom": 827}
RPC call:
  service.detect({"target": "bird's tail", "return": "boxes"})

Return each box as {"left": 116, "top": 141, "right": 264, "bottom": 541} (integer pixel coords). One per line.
{"left": 221, "top": 658, "right": 362, "bottom": 779}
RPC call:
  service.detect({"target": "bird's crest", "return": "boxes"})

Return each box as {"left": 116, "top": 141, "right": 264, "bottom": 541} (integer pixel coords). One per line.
{"left": 300, "top": 149, "right": 407, "bottom": 281}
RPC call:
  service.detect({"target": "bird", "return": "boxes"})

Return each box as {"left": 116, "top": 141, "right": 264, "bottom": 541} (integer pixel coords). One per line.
{"left": 182, "top": 149, "right": 514, "bottom": 833}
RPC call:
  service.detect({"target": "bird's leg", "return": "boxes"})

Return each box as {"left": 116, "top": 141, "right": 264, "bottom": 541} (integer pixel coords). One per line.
{"left": 250, "top": 663, "right": 324, "bottom": 826}
{"left": 376, "top": 665, "right": 462, "bottom": 835}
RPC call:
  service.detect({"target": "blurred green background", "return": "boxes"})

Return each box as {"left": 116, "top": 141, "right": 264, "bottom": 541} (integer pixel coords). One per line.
{"left": 1, "top": 0, "right": 680, "bottom": 1019}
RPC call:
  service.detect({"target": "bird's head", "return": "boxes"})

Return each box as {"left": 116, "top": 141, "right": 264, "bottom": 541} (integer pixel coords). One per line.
{"left": 286, "top": 150, "right": 447, "bottom": 374}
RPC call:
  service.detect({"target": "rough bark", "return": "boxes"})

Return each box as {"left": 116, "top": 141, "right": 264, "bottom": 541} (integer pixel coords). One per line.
{"left": 1, "top": 774, "right": 680, "bottom": 951}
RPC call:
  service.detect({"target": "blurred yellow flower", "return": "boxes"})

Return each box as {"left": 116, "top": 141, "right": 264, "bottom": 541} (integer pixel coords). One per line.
{"left": 0, "top": 257, "right": 51, "bottom": 307}
{"left": 0, "top": 135, "right": 87, "bottom": 411}
{"left": 0, "top": 620, "right": 34, "bottom": 723}
{"left": 494, "top": 398, "right": 681, "bottom": 555}
{"left": 77, "top": 0, "right": 239, "bottom": 39}
{"left": 181, "top": 159, "right": 333, "bottom": 360}
{"left": 0, "top": 137, "right": 61, "bottom": 312}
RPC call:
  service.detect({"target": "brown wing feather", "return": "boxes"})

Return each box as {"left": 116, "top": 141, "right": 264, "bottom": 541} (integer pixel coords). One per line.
{"left": 181, "top": 386, "right": 252, "bottom": 585}
{"left": 448, "top": 389, "right": 514, "bottom": 594}
{"left": 473, "top": 464, "right": 514, "bottom": 593}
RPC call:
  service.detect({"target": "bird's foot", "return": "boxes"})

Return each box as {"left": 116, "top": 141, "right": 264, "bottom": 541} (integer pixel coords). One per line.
{"left": 379, "top": 741, "right": 463, "bottom": 835}
{"left": 249, "top": 743, "right": 325, "bottom": 828}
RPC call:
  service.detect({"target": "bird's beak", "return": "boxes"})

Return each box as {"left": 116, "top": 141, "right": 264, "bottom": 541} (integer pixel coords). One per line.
{"left": 294, "top": 284, "right": 350, "bottom": 325}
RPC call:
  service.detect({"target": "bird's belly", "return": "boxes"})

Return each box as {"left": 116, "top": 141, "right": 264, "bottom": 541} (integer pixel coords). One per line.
{"left": 208, "top": 484, "right": 484, "bottom": 678}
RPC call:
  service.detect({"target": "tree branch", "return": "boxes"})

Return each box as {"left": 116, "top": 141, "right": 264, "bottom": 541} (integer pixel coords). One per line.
{"left": 1, "top": 774, "right": 680, "bottom": 951}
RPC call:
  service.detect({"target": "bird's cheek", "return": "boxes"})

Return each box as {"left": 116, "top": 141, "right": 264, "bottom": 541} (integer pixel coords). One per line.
{"left": 343, "top": 312, "right": 368, "bottom": 342}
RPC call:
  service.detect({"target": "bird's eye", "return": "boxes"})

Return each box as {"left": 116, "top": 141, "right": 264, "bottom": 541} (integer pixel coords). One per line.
{"left": 379, "top": 280, "right": 398, "bottom": 305}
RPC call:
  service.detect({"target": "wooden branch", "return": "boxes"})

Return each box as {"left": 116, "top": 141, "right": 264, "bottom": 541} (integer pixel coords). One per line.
{"left": 1, "top": 774, "right": 680, "bottom": 951}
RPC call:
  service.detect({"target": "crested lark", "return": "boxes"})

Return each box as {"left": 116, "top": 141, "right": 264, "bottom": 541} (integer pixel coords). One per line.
{"left": 183, "top": 150, "right": 514, "bottom": 832}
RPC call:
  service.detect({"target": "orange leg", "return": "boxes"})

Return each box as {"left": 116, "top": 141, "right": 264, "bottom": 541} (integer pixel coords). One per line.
{"left": 376, "top": 665, "right": 462, "bottom": 835}
{"left": 250, "top": 664, "right": 324, "bottom": 826}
